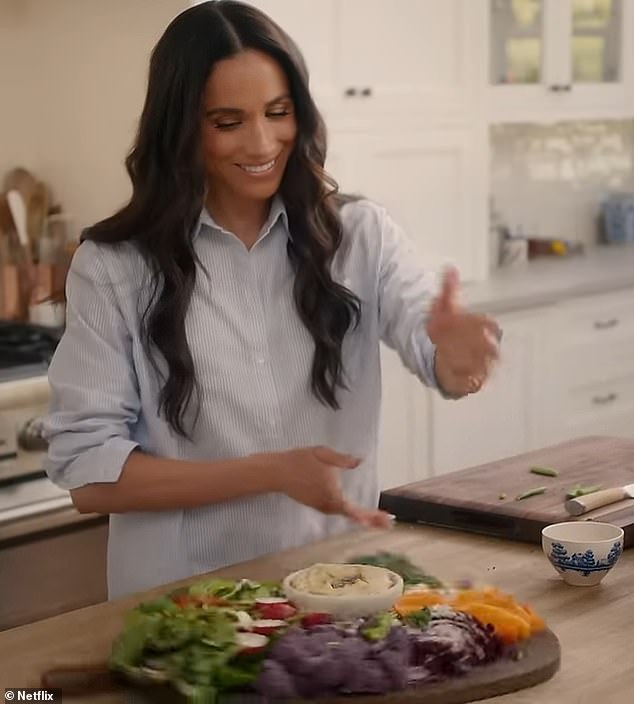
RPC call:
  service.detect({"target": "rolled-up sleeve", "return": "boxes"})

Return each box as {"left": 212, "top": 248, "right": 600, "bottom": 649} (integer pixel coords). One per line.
{"left": 376, "top": 206, "right": 441, "bottom": 390}
{"left": 42, "top": 241, "right": 141, "bottom": 490}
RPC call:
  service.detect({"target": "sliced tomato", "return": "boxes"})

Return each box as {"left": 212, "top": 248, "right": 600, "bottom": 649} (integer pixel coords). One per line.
{"left": 235, "top": 631, "right": 269, "bottom": 655}
{"left": 300, "top": 612, "right": 332, "bottom": 629}
{"left": 255, "top": 602, "right": 297, "bottom": 620}
{"left": 171, "top": 594, "right": 196, "bottom": 608}
{"left": 251, "top": 619, "right": 287, "bottom": 636}
{"left": 197, "top": 595, "right": 229, "bottom": 606}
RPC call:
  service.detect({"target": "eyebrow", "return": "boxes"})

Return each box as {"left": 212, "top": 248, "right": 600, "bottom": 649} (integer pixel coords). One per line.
{"left": 205, "top": 93, "right": 292, "bottom": 118}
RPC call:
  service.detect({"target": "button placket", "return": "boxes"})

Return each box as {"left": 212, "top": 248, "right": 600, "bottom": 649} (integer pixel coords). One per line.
{"left": 247, "top": 254, "right": 282, "bottom": 439}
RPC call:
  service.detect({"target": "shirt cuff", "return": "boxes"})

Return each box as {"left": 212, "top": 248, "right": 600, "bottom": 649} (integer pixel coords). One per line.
{"left": 414, "top": 331, "right": 463, "bottom": 400}
{"left": 44, "top": 437, "right": 140, "bottom": 491}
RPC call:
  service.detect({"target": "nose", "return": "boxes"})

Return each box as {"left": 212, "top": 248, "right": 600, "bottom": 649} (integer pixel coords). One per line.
{"left": 244, "top": 116, "right": 277, "bottom": 159}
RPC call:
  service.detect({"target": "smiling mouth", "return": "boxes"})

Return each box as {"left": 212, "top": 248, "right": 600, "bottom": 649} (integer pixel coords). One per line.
{"left": 237, "top": 157, "right": 278, "bottom": 174}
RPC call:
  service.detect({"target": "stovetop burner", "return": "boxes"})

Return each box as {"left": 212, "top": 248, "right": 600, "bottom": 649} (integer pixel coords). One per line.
{"left": 0, "top": 321, "right": 62, "bottom": 370}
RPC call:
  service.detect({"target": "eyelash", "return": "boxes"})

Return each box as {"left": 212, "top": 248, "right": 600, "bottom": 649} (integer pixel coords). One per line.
{"left": 214, "top": 110, "right": 292, "bottom": 130}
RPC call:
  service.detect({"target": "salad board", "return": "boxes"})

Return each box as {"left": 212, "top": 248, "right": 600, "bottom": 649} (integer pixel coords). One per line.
{"left": 42, "top": 554, "right": 560, "bottom": 703}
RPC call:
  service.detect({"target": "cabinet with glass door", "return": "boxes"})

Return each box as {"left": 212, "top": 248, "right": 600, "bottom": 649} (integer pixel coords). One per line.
{"left": 487, "top": 0, "right": 634, "bottom": 119}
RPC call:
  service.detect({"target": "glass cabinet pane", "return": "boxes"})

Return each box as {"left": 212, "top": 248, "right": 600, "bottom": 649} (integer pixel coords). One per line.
{"left": 571, "top": 0, "right": 622, "bottom": 82}
{"left": 490, "top": 0, "right": 544, "bottom": 84}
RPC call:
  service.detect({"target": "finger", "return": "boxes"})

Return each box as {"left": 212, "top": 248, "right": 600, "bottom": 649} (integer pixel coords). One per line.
{"left": 483, "top": 316, "right": 502, "bottom": 342}
{"left": 312, "top": 446, "right": 360, "bottom": 469}
{"left": 436, "top": 266, "right": 460, "bottom": 315}
{"left": 466, "top": 317, "right": 500, "bottom": 362}
{"left": 466, "top": 375, "right": 485, "bottom": 394}
{"left": 342, "top": 501, "right": 393, "bottom": 529}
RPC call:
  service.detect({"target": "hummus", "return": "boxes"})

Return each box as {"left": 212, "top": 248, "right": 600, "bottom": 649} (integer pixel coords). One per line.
{"left": 290, "top": 563, "right": 397, "bottom": 597}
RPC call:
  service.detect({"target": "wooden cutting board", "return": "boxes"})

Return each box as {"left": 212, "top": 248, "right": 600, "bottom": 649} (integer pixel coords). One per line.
{"left": 42, "top": 630, "right": 560, "bottom": 703}
{"left": 379, "top": 436, "right": 634, "bottom": 548}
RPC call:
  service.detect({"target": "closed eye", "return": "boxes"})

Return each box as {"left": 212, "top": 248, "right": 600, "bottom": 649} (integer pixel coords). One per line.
{"left": 213, "top": 109, "right": 293, "bottom": 130}
{"left": 214, "top": 122, "right": 241, "bottom": 130}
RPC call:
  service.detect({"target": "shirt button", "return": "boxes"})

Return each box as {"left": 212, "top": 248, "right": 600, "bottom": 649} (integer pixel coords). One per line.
{"left": 256, "top": 357, "right": 266, "bottom": 365}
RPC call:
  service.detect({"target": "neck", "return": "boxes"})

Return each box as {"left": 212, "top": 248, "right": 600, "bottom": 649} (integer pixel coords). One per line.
{"left": 205, "top": 191, "right": 271, "bottom": 249}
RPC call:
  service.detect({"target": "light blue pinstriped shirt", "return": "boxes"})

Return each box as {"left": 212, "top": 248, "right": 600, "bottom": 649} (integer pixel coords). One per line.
{"left": 42, "top": 197, "right": 440, "bottom": 598}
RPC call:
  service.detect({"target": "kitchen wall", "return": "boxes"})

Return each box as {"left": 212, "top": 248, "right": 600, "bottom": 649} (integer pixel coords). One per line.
{"left": 0, "top": 0, "right": 184, "bottom": 232}
{"left": 490, "top": 119, "right": 634, "bottom": 250}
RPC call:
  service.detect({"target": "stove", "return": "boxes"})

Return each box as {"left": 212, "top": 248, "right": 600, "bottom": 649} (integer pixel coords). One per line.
{"left": 0, "top": 321, "right": 61, "bottom": 373}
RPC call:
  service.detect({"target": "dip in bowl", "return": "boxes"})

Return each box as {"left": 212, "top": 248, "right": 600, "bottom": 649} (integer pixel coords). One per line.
{"left": 282, "top": 563, "right": 404, "bottom": 618}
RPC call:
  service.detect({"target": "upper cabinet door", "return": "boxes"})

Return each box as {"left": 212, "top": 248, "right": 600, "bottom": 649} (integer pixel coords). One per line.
{"left": 243, "top": 0, "right": 476, "bottom": 125}
{"left": 488, "top": 0, "right": 634, "bottom": 120}
{"left": 239, "top": 0, "right": 340, "bottom": 112}
{"left": 490, "top": 0, "right": 546, "bottom": 86}
{"left": 337, "top": 0, "right": 475, "bottom": 122}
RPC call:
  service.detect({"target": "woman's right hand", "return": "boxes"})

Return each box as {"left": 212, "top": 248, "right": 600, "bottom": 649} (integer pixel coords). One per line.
{"left": 271, "top": 446, "right": 392, "bottom": 529}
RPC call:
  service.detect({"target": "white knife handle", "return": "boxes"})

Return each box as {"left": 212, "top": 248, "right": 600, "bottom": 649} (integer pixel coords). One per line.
{"left": 565, "top": 487, "right": 627, "bottom": 516}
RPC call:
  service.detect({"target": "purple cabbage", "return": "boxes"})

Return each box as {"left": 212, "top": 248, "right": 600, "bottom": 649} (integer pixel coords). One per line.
{"left": 254, "top": 623, "right": 411, "bottom": 699}
{"left": 254, "top": 609, "right": 508, "bottom": 700}
{"left": 407, "top": 609, "right": 506, "bottom": 685}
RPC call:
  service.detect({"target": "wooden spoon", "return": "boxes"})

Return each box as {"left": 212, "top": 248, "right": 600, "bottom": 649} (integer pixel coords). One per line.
{"left": 27, "top": 181, "right": 50, "bottom": 263}
{"left": 0, "top": 194, "right": 23, "bottom": 318}
{"left": 4, "top": 167, "right": 38, "bottom": 205}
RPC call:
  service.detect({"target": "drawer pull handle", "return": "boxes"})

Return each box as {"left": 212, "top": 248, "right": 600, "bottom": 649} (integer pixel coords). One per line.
{"left": 592, "top": 393, "right": 618, "bottom": 406}
{"left": 594, "top": 318, "right": 619, "bottom": 330}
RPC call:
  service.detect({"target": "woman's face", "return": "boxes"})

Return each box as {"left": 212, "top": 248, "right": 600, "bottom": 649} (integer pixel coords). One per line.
{"left": 201, "top": 49, "right": 298, "bottom": 206}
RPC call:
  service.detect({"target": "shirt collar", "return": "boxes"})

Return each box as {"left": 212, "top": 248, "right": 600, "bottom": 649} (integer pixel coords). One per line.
{"left": 194, "top": 194, "right": 290, "bottom": 243}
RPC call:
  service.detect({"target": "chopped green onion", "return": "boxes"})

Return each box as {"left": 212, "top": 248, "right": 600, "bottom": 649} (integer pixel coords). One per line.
{"left": 565, "top": 484, "right": 602, "bottom": 500}
{"left": 530, "top": 466, "right": 558, "bottom": 477}
{"left": 515, "top": 486, "right": 547, "bottom": 501}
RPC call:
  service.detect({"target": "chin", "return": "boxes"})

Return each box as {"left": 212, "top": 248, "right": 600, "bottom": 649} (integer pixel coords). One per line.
{"left": 237, "top": 179, "right": 284, "bottom": 202}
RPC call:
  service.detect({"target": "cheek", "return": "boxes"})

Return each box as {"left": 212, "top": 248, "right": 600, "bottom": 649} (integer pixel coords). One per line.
{"left": 280, "top": 118, "right": 298, "bottom": 147}
{"left": 201, "top": 127, "right": 237, "bottom": 171}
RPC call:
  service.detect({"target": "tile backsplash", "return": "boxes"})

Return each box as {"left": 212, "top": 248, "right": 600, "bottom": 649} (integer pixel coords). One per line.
{"left": 490, "top": 120, "right": 634, "bottom": 261}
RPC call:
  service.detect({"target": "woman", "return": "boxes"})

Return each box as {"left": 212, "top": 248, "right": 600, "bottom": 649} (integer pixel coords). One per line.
{"left": 43, "top": 0, "right": 499, "bottom": 598}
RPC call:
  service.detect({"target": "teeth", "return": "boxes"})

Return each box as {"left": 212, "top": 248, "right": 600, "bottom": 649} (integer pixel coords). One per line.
{"left": 239, "top": 159, "right": 276, "bottom": 174}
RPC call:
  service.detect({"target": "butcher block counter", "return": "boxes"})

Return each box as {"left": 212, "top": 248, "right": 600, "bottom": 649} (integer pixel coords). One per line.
{"left": 0, "top": 523, "right": 632, "bottom": 703}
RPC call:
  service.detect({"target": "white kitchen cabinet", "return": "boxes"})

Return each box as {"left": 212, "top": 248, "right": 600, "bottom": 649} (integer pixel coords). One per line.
{"left": 486, "top": 0, "right": 634, "bottom": 120}
{"left": 234, "top": 0, "right": 340, "bottom": 109}
{"left": 377, "top": 346, "right": 427, "bottom": 490}
{"left": 540, "top": 290, "right": 634, "bottom": 445}
{"left": 241, "top": 0, "right": 477, "bottom": 124}
{"left": 427, "top": 310, "right": 545, "bottom": 475}
{"left": 327, "top": 128, "right": 486, "bottom": 282}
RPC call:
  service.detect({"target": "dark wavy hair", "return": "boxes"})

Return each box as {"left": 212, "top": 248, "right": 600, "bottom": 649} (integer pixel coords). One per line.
{"left": 83, "top": 0, "right": 360, "bottom": 437}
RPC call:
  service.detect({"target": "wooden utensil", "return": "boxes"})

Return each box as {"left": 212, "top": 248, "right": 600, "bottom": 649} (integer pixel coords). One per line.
{"left": 0, "top": 194, "right": 24, "bottom": 319}
{"left": 3, "top": 167, "right": 38, "bottom": 207}
{"left": 27, "top": 181, "right": 50, "bottom": 263}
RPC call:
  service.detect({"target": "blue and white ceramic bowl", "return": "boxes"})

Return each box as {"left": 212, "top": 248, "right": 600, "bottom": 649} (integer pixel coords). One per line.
{"left": 542, "top": 522, "right": 624, "bottom": 586}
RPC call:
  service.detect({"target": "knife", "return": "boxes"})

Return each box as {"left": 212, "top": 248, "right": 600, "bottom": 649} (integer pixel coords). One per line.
{"left": 565, "top": 484, "right": 634, "bottom": 516}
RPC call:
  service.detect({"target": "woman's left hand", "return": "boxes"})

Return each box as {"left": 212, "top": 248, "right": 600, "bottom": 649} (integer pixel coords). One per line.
{"left": 426, "top": 267, "right": 500, "bottom": 398}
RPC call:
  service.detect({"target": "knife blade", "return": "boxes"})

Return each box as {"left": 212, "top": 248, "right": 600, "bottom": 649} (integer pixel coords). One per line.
{"left": 565, "top": 483, "right": 634, "bottom": 516}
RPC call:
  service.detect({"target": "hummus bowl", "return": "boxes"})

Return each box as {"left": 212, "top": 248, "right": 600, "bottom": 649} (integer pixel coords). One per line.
{"left": 282, "top": 562, "right": 404, "bottom": 618}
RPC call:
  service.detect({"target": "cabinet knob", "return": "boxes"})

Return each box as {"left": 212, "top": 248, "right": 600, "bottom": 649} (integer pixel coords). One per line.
{"left": 549, "top": 84, "right": 572, "bottom": 92}
{"left": 361, "top": 87, "right": 373, "bottom": 97}
{"left": 594, "top": 318, "right": 619, "bottom": 330}
{"left": 344, "top": 87, "right": 358, "bottom": 97}
{"left": 592, "top": 392, "right": 618, "bottom": 406}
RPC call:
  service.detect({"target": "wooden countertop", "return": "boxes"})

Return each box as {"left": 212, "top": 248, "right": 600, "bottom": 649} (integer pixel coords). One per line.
{"left": 1, "top": 523, "right": 632, "bottom": 702}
